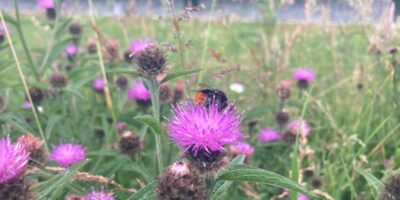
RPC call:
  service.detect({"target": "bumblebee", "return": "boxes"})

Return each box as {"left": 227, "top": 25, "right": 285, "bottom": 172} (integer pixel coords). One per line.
{"left": 194, "top": 88, "right": 228, "bottom": 111}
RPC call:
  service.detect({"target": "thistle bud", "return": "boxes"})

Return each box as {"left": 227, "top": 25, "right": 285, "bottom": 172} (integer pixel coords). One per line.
{"left": 115, "top": 76, "right": 129, "bottom": 89}
{"left": 157, "top": 161, "right": 208, "bottom": 200}
{"left": 46, "top": 8, "right": 56, "bottom": 20}
{"left": 159, "top": 84, "right": 172, "bottom": 103}
{"left": 118, "top": 131, "right": 142, "bottom": 157}
{"left": 276, "top": 80, "right": 292, "bottom": 99}
{"left": 50, "top": 73, "right": 68, "bottom": 88}
{"left": 69, "top": 23, "right": 82, "bottom": 36}
{"left": 381, "top": 173, "right": 400, "bottom": 200}
{"left": 87, "top": 38, "right": 97, "bottom": 54}
{"left": 105, "top": 39, "right": 120, "bottom": 61}
{"left": 135, "top": 45, "right": 166, "bottom": 77}
{"left": 27, "top": 88, "right": 44, "bottom": 105}
{"left": 275, "top": 110, "right": 290, "bottom": 126}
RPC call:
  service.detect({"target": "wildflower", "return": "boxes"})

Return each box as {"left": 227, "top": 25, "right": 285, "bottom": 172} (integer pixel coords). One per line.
{"left": 0, "top": 136, "right": 29, "bottom": 184}
{"left": 27, "top": 87, "right": 44, "bottom": 105}
{"left": 276, "top": 80, "right": 292, "bottom": 99}
{"left": 69, "top": 22, "right": 82, "bottom": 36}
{"left": 229, "top": 142, "right": 254, "bottom": 157}
{"left": 298, "top": 194, "right": 309, "bottom": 200}
{"left": 23, "top": 101, "right": 32, "bottom": 109}
{"left": 159, "top": 84, "right": 172, "bottom": 103}
{"left": 276, "top": 110, "right": 290, "bottom": 126}
{"left": 83, "top": 191, "right": 115, "bottom": 200}
{"left": 87, "top": 38, "right": 97, "bottom": 54}
{"left": 115, "top": 75, "right": 129, "bottom": 89}
{"left": 50, "top": 73, "right": 68, "bottom": 88}
{"left": 118, "top": 131, "right": 142, "bottom": 157}
{"left": 157, "top": 161, "right": 207, "bottom": 200}
{"left": 258, "top": 128, "right": 282, "bottom": 142}
{"left": 116, "top": 122, "right": 126, "bottom": 133}
{"left": 18, "top": 134, "right": 47, "bottom": 167}
{"left": 130, "top": 40, "right": 152, "bottom": 55}
{"left": 312, "top": 178, "right": 322, "bottom": 188}
{"left": 168, "top": 102, "right": 243, "bottom": 173}
{"left": 65, "top": 44, "right": 78, "bottom": 57}
{"left": 37, "top": 0, "right": 57, "bottom": 19}
{"left": 49, "top": 143, "right": 85, "bottom": 167}
{"left": 135, "top": 45, "right": 166, "bottom": 77}
{"left": 92, "top": 78, "right": 105, "bottom": 93}
{"left": 65, "top": 194, "right": 83, "bottom": 200}
{"left": 381, "top": 173, "right": 400, "bottom": 200}
{"left": 127, "top": 80, "right": 151, "bottom": 107}
{"left": 105, "top": 39, "right": 120, "bottom": 61}
{"left": 283, "top": 119, "right": 311, "bottom": 144}
{"left": 292, "top": 68, "right": 315, "bottom": 89}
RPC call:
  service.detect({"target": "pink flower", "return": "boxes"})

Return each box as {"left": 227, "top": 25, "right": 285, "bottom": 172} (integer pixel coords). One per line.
{"left": 286, "top": 120, "right": 311, "bottom": 137}
{"left": 127, "top": 81, "right": 151, "bottom": 101}
{"left": 36, "top": 0, "right": 54, "bottom": 9}
{"left": 298, "top": 194, "right": 309, "bottom": 200}
{"left": 92, "top": 78, "right": 105, "bottom": 92}
{"left": 83, "top": 191, "right": 115, "bottom": 200}
{"left": 129, "top": 40, "right": 152, "bottom": 55}
{"left": 64, "top": 44, "right": 78, "bottom": 56}
{"left": 292, "top": 68, "right": 315, "bottom": 82}
{"left": 23, "top": 101, "right": 32, "bottom": 109}
{"left": 49, "top": 143, "right": 85, "bottom": 167}
{"left": 0, "top": 136, "right": 29, "bottom": 184}
{"left": 168, "top": 102, "right": 243, "bottom": 155}
{"left": 230, "top": 142, "right": 254, "bottom": 156}
{"left": 258, "top": 128, "right": 282, "bottom": 142}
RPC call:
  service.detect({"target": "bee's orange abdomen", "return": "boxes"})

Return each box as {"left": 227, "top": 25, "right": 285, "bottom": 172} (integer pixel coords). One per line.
{"left": 194, "top": 92, "right": 207, "bottom": 106}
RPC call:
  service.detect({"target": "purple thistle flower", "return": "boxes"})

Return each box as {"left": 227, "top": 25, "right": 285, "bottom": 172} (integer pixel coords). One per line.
{"left": 49, "top": 143, "right": 85, "bottom": 167}
{"left": 127, "top": 81, "right": 151, "bottom": 101}
{"left": 116, "top": 122, "right": 126, "bottom": 133}
{"left": 258, "top": 128, "right": 282, "bottom": 142}
{"left": 230, "top": 142, "right": 254, "bottom": 156}
{"left": 36, "top": 0, "right": 54, "bottom": 9}
{"left": 23, "top": 101, "right": 32, "bottom": 109}
{"left": 286, "top": 119, "right": 311, "bottom": 137}
{"left": 129, "top": 40, "right": 152, "bottom": 55}
{"left": 83, "top": 191, "right": 115, "bottom": 200}
{"left": 168, "top": 102, "right": 243, "bottom": 155}
{"left": 298, "top": 194, "right": 309, "bottom": 200}
{"left": 0, "top": 23, "right": 11, "bottom": 35}
{"left": 92, "top": 78, "right": 105, "bottom": 92}
{"left": 293, "top": 68, "right": 316, "bottom": 82}
{"left": 0, "top": 136, "right": 29, "bottom": 184}
{"left": 64, "top": 44, "right": 78, "bottom": 57}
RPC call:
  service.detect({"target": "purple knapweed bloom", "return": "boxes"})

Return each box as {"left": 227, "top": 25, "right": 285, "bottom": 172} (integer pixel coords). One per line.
{"left": 129, "top": 40, "right": 152, "bottom": 55}
{"left": 64, "top": 44, "right": 78, "bottom": 57}
{"left": 286, "top": 119, "right": 311, "bottom": 137}
{"left": 168, "top": 102, "right": 243, "bottom": 155}
{"left": 49, "top": 143, "right": 85, "bottom": 167}
{"left": 36, "top": 0, "right": 54, "bottom": 9}
{"left": 23, "top": 101, "right": 32, "bottom": 109}
{"left": 92, "top": 78, "right": 105, "bottom": 92}
{"left": 116, "top": 122, "right": 126, "bottom": 133}
{"left": 292, "top": 68, "right": 315, "bottom": 89}
{"left": 298, "top": 194, "right": 309, "bottom": 200}
{"left": 0, "top": 137, "right": 29, "bottom": 184}
{"left": 230, "top": 142, "right": 254, "bottom": 156}
{"left": 258, "top": 128, "right": 282, "bottom": 142}
{"left": 127, "top": 81, "right": 151, "bottom": 101}
{"left": 83, "top": 191, "right": 115, "bottom": 200}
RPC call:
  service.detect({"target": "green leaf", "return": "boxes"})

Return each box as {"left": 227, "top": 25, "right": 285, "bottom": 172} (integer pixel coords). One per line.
{"left": 133, "top": 115, "right": 161, "bottom": 134}
{"left": 34, "top": 160, "right": 88, "bottom": 200}
{"left": 216, "top": 165, "right": 314, "bottom": 197}
{"left": 211, "top": 155, "right": 246, "bottom": 200}
{"left": 127, "top": 182, "right": 157, "bottom": 200}
{"left": 107, "top": 68, "right": 139, "bottom": 76}
{"left": 355, "top": 167, "right": 384, "bottom": 191}
{"left": 161, "top": 69, "right": 201, "bottom": 84}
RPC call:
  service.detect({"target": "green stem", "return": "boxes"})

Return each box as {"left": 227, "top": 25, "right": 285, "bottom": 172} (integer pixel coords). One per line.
{"left": 146, "top": 77, "right": 163, "bottom": 175}
{"left": 13, "top": 0, "right": 40, "bottom": 82}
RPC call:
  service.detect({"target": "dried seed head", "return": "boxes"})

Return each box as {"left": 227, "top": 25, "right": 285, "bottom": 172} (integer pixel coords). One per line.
{"left": 69, "top": 23, "right": 82, "bottom": 36}
{"left": 50, "top": 73, "right": 68, "bottom": 88}
{"left": 27, "top": 88, "right": 44, "bottom": 105}
{"left": 118, "top": 131, "right": 142, "bottom": 157}
{"left": 381, "top": 173, "right": 400, "bottom": 200}
{"left": 135, "top": 45, "right": 166, "bottom": 77}
{"left": 0, "top": 179, "right": 33, "bottom": 200}
{"left": 115, "top": 76, "right": 129, "bottom": 89}
{"left": 275, "top": 110, "right": 290, "bottom": 126}
{"left": 105, "top": 39, "right": 120, "bottom": 61}
{"left": 46, "top": 8, "right": 56, "bottom": 20}
{"left": 157, "top": 161, "right": 208, "bottom": 200}
{"left": 185, "top": 148, "right": 228, "bottom": 174}
{"left": 18, "top": 133, "right": 48, "bottom": 167}
{"left": 159, "top": 84, "right": 172, "bottom": 103}
{"left": 276, "top": 80, "right": 292, "bottom": 99}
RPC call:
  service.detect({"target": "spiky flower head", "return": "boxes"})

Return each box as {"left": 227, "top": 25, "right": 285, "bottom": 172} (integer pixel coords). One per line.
{"left": 258, "top": 128, "right": 282, "bottom": 142}
{"left": 115, "top": 75, "right": 129, "bottom": 89}
{"left": 18, "top": 134, "right": 46, "bottom": 166}
{"left": 49, "top": 143, "right": 85, "bottom": 167}
{"left": 105, "top": 39, "right": 120, "bottom": 61}
{"left": 298, "top": 194, "right": 310, "bottom": 200}
{"left": 65, "top": 44, "right": 78, "bottom": 57}
{"left": 157, "top": 161, "right": 208, "bottom": 200}
{"left": 127, "top": 81, "right": 151, "bottom": 102}
{"left": 276, "top": 80, "right": 292, "bottom": 99}
{"left": 83, "top": 191, "right": 115, "bottom": 200}
{"left": 276, "top": 110, "right": 290, "bottom": 126}
{"left": 130, "top": 40, "right": 152, "bottom": 55}
{"left": 286, "top": 119, "right": 311, "bottom": 137}
{"left": 92, "top": 78, "right": 105, "bottom": 93}
{"left": 116, "top": 122, "right": 126, "bottom": 133}
{"left": 37, "top": 0, "right": 54, "bottom": 9}
{"left": 0, "top": 137, "right": 29, "bottom": 184}
{"left": 28, "top": 87, "right": 44, "bottom": 105}
{"left": 69, "top": 22, "right": 82, "bottom": 36}
{"left": 381, "top": 173, "right": 400, "bottom": 200}
{"left": 135, "top": 45, "right": 166, "bottom": 77}
{"left": 118, "top": 131, "right": 142, "bottom": 157}
{"left": 50, "top": 73, "right": 68, "bottom": 88}
{"left": 293, "top": 68, "right": 315, "bottom": 89}
{"left": 229, "top": 142, "right": 254, "bottom": 156}
{"left": 159, "top": 84, "right": 172, "bottom": 103}
{"left": 168, "top": 102, "right": 243, "bottom": 155}
{"left": 23, "top": 101, "right": 32, "bottom": 109}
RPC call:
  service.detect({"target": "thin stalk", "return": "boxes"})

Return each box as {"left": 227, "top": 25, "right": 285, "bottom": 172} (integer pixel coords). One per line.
{"left": 12, "top": 0, "right": 41, "bottom": 81}
{"left": 0, "top": 12, "right": 49, "bottom": 151}
{"left": 146, "top": 77, "right": 163, "bottom": 175}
